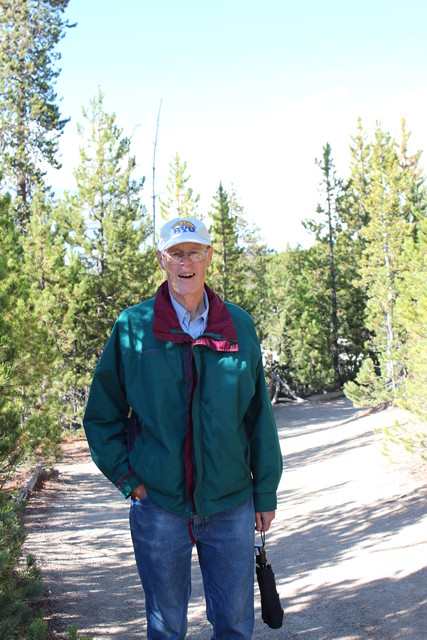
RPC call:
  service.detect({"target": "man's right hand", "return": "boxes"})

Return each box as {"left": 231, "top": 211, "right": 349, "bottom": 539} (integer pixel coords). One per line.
{"left": 131, "top": 483, "right": 147, "bottom": 500}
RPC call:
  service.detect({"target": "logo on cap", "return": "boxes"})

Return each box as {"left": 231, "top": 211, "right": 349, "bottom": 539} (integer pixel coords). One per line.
{"left": 171, "top": 220, "right": 196, "bottom": 235}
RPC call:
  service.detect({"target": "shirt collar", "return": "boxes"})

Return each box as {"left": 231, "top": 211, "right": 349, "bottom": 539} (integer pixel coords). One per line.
{"left": 169, "top": 290, "right": 209, "bottom": 337}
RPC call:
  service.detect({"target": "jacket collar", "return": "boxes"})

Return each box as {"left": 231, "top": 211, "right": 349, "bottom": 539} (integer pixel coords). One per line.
{"left": 152, "top": 281, "right": 239, "bottom": 352}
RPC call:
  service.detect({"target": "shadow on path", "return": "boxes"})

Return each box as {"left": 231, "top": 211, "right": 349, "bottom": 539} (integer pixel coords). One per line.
{"left": 22, "top": 400, "right": 426, "bottom": 639}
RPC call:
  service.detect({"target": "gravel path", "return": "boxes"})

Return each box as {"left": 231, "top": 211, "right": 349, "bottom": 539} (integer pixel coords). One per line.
{"left": 22, "top": 398, "right": 427, "bottom": 639}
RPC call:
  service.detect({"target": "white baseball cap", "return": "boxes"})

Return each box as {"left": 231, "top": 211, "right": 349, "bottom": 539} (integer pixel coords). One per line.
{"left": 157, "top": 217, "right": 211, "bottom": 252}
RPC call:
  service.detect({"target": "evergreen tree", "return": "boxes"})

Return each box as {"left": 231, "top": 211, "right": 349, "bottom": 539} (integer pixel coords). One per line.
{"left": 334, "top": 119, "right": 371, "bottom": 379}
{"left": 397, "top": 213, "right": 427, "bottom": 419}
{"left": 261, "top": 245, "right": 337, "bottom": 397}
{"left": 395, "top": 123, "right": 427, "bottom": 418}
{"left": 303, "top": 143, "right": 342, "bottom": 382}
{"left": 208, "top": 182, "right": 245, "bottom": 305}
{"left": 0, "top": 192, "right": 48, "bottom": 640}
{"left": 159, "top": 153, "right": 200, "bottom": 220}
{"left": 0, "top": 186, "right": 65, "bottom": 466}
{"left": 0, "top": 495, "right": 45, "bottom": 639}
{"left": 0, "top": 0, "right": 73, "bottom": 227}
{"left": 17, "top": 188, "right": 67, "bottom": 450}
{"left": 59, "top": 90, "right": 156, "bottom": 424}
{"left": 398, "top": 119, "right": 425, "bottom": 228}
{"left": 343, "top": 118, "right": 371, "bottom": 234}
{"left": 0, "top": 191, "right": 23, "bottom": 485}
{"left": 344, "top": 125, "right": 417, "bottom": 405}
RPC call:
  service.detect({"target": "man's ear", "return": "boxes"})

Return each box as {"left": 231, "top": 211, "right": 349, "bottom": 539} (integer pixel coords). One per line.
{"left": 156, "top": 251, "right": 166, "bottom": 271}
{"left": 206, "top": 246, "right": 213, "bottom": 268}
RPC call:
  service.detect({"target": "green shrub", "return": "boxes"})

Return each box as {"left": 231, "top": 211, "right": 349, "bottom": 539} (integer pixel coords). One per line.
{"left": 0, "top": 492, "right": 44, "bottom": 640}
{"left": 26, "top": 616, "right": 49, "bottom": 640}
{"left": 66, "top": 624, "right": 93, "bottom": 640}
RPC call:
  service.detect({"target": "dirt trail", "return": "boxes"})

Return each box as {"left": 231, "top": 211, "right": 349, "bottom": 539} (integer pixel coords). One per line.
{"left": 22, "top": 398, "right": 427, "bottom": 639}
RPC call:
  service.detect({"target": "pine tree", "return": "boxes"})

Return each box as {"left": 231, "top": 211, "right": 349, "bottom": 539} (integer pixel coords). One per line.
{"left": 0, "top": 0, "right": 73, "bottom": 228}
{"left": 208, "top": 182, "right": 245, "bottom": 305}
{"left": 0, "top": 191, "right": 24, "bottom": 485}
{"left": 345, "top": 125, "right": 415, "bottom": 406}
{"left": 334, "top": 119, "right": 371, "bottom": 379}
{"left": 303, "top": 143, "right": 342, "bottom": 383}
{"left": 17, "top": 188, "right": 67, "bottom": 450}
{"left": 364, "top": 128, "right": 412, "bottom": 399}
{"left": 58, "top": 90, "right": 156, "bottom": 424}
{"left": 159, "top": 153, "right": 200, "bottom": 220}
{"left": 0, "top": 494, "right": 45, "bottom": 639}
{"left": 262, "top": 246, "right": 336, "bottom": 397}
{"left": 343, "top": 118, "right": 371, "bottom": 234}
{"left": 0, "top": 191, "right": 48, "bottom": 640}
{"left": 395, "top": 123, "right": 427, "bottom": 418}
{"left": 398, "top": 214, "right": 427, "bottom": 419}
{"left": 0, "top": 186, "right": 66, "bottom": 468}
{"left": 399, "top": 119, "right": 425, "bottom": 227}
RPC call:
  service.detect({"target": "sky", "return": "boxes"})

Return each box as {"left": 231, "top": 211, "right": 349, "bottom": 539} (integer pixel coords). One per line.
{"left": 47, "top": 0, "right": 427, "bottom": 251}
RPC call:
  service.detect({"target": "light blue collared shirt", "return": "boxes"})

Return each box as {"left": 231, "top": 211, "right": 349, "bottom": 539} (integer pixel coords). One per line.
{"left": 170, "top": 290, "right": 209, "bottom": 339}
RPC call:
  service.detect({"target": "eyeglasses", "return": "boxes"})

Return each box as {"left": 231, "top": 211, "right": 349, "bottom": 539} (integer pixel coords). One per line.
{"left": 163, "top": 248, "right": 209, "bottom": 264}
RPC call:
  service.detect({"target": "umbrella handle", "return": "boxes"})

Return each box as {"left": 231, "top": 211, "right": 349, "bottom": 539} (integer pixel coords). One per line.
{"left": 255, "top": 529, "right": 266, "bottom": 547}
{"left": 255, "top": 530, "right": 268, "bottom": 566}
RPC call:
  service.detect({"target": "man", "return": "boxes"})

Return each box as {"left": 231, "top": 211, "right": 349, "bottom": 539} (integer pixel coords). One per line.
{"left": 83, "top": 217, "right": 282, "bottom": 639}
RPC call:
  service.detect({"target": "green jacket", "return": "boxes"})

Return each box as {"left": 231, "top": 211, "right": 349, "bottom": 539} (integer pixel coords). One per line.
{"left": 83, "top": 282, "right": 282, "bottom": 516}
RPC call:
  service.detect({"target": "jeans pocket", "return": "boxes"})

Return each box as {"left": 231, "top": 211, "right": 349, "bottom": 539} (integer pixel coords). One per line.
{"left": 131, "top": 493, "right": 151, "bottom": 506}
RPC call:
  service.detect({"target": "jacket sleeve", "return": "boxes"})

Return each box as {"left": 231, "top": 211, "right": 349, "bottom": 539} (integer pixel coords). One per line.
{"left": 244, "top": 355, "right": 283, "bottom": 513}
{"left": 83, "top": 320, "right": 143, "bottom": 498}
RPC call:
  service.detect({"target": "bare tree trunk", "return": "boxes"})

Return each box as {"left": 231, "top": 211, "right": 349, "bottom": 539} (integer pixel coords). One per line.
{"left": 384, "top": 245, "right": 396, "bottom": 396}
{"left": 269, "top": 371, "right": 302, "bottom": 403}
{"left": 152, "top": 99, "right": 162, "bottom": 244}
{"left": 328, "top": 203, "right": 339, "bottom": 378}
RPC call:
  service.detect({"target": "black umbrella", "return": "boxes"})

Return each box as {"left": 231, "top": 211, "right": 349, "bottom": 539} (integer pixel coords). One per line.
{"left": 255, "top": 532, "right": 284, "bottom": 629}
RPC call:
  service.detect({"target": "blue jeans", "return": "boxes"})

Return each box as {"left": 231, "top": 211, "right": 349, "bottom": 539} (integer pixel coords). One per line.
{"left": 129, "top": 496, "right": 255, "bottom": 639}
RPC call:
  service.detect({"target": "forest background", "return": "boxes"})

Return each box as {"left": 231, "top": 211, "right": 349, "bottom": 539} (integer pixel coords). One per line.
{"left": 0, "top": 1, "right": 426, "bottom": 639}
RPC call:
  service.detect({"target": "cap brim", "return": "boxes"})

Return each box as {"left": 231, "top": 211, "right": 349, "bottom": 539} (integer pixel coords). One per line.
{"left": 159, "top": 235, "right": 211, "bottom": 251}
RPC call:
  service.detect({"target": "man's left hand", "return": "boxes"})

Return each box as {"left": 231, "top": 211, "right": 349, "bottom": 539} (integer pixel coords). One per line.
{"left": 255, "top": 510, "right": 276, "bottom": 532}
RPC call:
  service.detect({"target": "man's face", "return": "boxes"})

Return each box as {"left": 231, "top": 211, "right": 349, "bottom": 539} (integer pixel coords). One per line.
{"left": 156, "top": 242, "right": 213, "bottom": 303}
